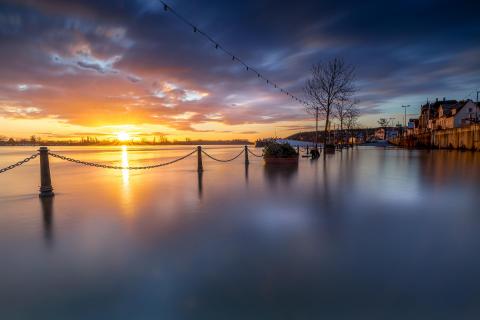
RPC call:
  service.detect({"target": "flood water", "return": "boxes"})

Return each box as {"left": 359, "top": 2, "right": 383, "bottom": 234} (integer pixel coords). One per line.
{"left": 1, "top": 145, "right": 480, "bottom": 319}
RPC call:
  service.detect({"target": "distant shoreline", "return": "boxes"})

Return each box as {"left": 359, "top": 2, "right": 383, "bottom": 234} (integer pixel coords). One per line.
{"left": 0, "top": 141, "right": 253, "bottom": 147}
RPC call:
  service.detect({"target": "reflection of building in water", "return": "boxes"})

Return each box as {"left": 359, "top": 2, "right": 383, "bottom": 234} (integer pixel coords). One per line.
{"left": 40, "top": 197, "right": 54, "bottom": 246}
{"left": 418, "top": 150, "right": 480, "bottom": 187}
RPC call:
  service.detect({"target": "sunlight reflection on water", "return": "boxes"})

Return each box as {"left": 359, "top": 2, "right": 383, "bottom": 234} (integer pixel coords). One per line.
{"left": 121, "top": 145, "right": 129, "bottom": 185}
{"left": 121, "top": 145, "right": 132, "bottom": 218}
{"left": 0, "top": 146, "right": 480, "bottom": 319}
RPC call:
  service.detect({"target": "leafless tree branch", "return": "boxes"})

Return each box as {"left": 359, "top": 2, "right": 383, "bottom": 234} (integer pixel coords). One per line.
{"left": 304, "top": 57, "right": 356, "bottom": 147}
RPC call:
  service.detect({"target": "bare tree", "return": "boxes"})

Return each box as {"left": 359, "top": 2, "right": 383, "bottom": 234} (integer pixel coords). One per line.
{"left": 335, "top": 99, "right": 347, "bottom": 144}
{"left": 334, "top": 98, "right": 358, "bottom": 144}
{"left": 377, "top": 118, "right": 390, "bottom": 140}
{"left": 345, "top": 103, "right": 360, "bottom": 145}
{"left": 305, "top": 57, "right": 355, "bottom": 148}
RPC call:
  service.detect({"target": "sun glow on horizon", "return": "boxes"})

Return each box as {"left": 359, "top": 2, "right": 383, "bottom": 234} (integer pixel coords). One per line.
{"left": 117, "top": 131, "right": 130, "bottom": 141}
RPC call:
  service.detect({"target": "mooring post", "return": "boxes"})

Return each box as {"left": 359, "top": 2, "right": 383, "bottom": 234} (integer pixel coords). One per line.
{"left": 244, "top": 145, "right": 249, "bottom": 166}
{"left": 39, "top": 147, "right": 54, "bottom": 198}
{"left": 297, "top": 146, "right": 300, "bottom": 154}
{"left": 197, "top": 146, "right": 203, "bottom": 172}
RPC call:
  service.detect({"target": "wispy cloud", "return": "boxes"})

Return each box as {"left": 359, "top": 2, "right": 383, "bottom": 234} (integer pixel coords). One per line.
{"left": 0, "top": 0, "right": 478, "bottom": 137}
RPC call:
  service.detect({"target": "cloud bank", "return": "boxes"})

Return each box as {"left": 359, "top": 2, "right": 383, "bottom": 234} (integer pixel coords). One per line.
{"left": 0, "top": 0, "right": 479, "bottom": 137}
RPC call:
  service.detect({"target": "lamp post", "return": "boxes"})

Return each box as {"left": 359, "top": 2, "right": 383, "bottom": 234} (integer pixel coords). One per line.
{"left": 401, "top": 105, "right": 410, "bottom": 136}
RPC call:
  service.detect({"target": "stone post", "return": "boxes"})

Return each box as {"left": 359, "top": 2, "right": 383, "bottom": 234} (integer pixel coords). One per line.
{"left": 197, "top": 146, "right": 203, "bottom": 172}
{"left": 39, "top": 147, "right": 54, "bottom": 197}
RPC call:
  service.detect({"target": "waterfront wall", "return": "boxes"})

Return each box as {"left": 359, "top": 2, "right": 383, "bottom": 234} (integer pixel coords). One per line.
{"left": 390, "top": 125, "right": 480, "bottom": 151}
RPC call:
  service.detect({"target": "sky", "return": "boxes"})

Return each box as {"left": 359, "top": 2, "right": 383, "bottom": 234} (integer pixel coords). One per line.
{"left": 0, "top": 0, "right": 479, "bottom": 141}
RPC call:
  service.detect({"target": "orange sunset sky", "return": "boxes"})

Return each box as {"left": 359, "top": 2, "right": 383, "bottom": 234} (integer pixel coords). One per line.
{"left": 1, "top": 0, "right": 478, "bottom": 141}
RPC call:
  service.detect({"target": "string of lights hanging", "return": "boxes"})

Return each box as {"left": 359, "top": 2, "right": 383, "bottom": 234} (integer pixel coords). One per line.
{"left": 158, "top": 0, "right": 310, "bottom": 107}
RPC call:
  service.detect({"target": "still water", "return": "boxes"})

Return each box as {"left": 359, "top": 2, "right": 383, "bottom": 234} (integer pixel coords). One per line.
{"left": 1, "top": 146, "right": 480, "bottom": 319}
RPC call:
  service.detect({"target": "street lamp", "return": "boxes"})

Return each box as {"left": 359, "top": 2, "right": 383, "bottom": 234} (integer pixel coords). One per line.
{"left": 401, "top": 105, "right": 410, "bottom": 136}
{"left": 401, "top": 105, "right": 411, "bottom": 127}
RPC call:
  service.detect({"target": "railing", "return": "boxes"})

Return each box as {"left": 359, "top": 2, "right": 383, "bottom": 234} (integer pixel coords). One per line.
{"left": 0, "top": 146, "right": 264, "bottom": 197}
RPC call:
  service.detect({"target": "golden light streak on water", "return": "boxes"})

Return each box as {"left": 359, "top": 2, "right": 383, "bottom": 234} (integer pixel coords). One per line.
{"left": 120, "top": 145, "right": 133, "bottom": 218}
{"left": 121, "top": 145, "right": 129, "bottom": 186}
{"left": 1, "top": 146, "right": 480, "bottom": 319}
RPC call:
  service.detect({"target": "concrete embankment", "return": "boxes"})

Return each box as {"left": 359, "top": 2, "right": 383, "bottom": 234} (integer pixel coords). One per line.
{"left": 390, "top": 125, "right": 480, "bottom": 151}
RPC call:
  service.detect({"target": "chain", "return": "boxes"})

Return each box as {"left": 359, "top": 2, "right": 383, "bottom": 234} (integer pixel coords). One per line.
{"left": 247, "top": 148, "right": 263, "bottom": 157}
{"left": 0, "top": 153, "right": 39, "bottom": 174}
{"left": 201, "top": 149, "right": 245, "bottom": 162}
{"left": 0, "top": 147, "right": 259, "bottom": 174}
{"left": 48, "top": 149, "right": 197, "bottom": 170}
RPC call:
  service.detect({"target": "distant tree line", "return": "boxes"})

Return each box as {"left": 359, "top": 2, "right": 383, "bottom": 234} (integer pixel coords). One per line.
{"left": 287, "top": 128, "right": 379, "bottom": 144}
{"left": 0, "top": 135, "right": 251, "bottom": 146}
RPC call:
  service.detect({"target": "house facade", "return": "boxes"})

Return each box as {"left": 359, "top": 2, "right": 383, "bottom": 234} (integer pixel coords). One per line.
{"left": 418, "top": 99, "right": 479, "bottom": 130}
{"left": 452, "top": 100, "right": 479, "bottom": 127}
{"left": 435, "top": 100, "right": 479, "bottom": 129}
{"left": 418, "top": 98, "right": 457, "bottom": 130}
{"left": 407, "top": 118, "right": 420, "bottom": 135}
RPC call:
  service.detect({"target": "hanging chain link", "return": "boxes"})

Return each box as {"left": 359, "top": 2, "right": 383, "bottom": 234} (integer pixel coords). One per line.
{"left": 247, "top": 148, "right": 263, "bottom": 157}
{"left": 1, "top": 147, "right": 260, "bottom": 174}
{"left": 48, "top": 149, "right": 197, "bottom": 170}
{"left": 0, "top": 153, "right": 39, "bottom": 174}
{"left": 201, "top": 149, "right": 245, "bottom": 162}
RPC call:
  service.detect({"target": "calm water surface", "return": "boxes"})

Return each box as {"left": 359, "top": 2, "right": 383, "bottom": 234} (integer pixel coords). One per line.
{"left": 1, "top": 146, "right": 480, "bottom": 319}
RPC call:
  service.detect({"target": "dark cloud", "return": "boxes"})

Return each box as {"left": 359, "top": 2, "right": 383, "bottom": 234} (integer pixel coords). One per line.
{"left": 127, "top": 74, "right": 142, "bottom": 83}
{"left": 279, "top": 125, "right": 315, "bottom": 131}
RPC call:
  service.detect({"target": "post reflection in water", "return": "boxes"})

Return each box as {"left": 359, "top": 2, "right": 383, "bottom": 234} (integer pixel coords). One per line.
{"left": 2, "top": 147, "right": 480, "bottom": 319}
{"left": 321, "top": 155, "right": 332, "bottom": 210}
{"left": 40, "top": 197, "right": 54, "bottom": 246}
{"left": 263, "top": 163, "right": 298, "bottom": 187}
{"left": 197, "top": 171, "right": 203, "bottom": 199}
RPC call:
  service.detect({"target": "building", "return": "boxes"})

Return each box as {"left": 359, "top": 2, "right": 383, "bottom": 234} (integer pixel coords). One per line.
{"left": 452, "top": 100, "right": 479, "bottom": 127}
{"left": 435, "top": 100, "right": 479, "bottom": 129}
{"left": 418, "top": 98, "right": 457, "bottom": 130}
{"left": 418, "top": 98, "right": 479, "bottom": 130}
{"left": 374, "top": 128, "right": 385, "bottom": 140}
{"left": 374, "top": 127, "right": 400, "bottom": 140}
{"left": 407, "top": 118, "right": 419, "bottom": 135}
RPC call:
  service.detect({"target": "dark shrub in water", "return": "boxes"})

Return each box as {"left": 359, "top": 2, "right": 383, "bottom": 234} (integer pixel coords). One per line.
{"left": 263, "top": 142, "right": 298, "bottom": 157}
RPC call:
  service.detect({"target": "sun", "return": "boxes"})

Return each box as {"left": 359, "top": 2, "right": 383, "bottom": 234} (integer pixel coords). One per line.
{"left": 117, "top": 131, "right": 130, "bottom": 142}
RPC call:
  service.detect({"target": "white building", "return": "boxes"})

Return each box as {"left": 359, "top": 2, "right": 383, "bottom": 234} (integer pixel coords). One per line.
{"left": 434, "top": 100, "right": 480, "bottom": 129}
{"left": 453, "top": 100, "right": 479, "bottom": 127}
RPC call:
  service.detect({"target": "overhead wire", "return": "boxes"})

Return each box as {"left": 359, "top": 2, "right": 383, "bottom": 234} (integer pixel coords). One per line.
{"left": 158, "top": 0, "right": 310, "bottom": 107}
